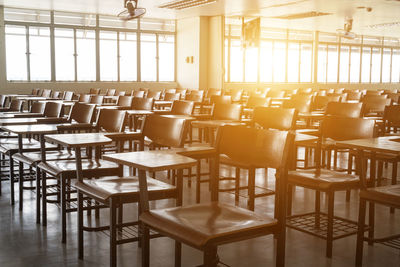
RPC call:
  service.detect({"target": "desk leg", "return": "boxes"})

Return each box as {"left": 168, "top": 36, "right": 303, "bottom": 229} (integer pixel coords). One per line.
{"left": 36, "top": 167, "right": 41, "bottom": 224}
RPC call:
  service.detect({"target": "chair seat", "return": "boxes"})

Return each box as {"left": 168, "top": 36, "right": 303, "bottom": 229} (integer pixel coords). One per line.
{"left": 12, "top": 150, "right": 76, "bottom": 166}
{"left": 219, "top": 154, "right": 252, "bottom": 169}
{"left": 37, "top": 159, "right": 120, "bottom": 177}
{"left": 288, "top": 169, "right": 360, "bottom": 191}
{"left": 0, "top": 139, "right": 58, "bottom": 154}
{"left": 140, "top": 202, "right": 277, "bottom": 249}
{"left": 360, "top": 185, "right": 400, "bottom": 208}
{"left": 74, "top": 176, "right": 176, "bottom": 202}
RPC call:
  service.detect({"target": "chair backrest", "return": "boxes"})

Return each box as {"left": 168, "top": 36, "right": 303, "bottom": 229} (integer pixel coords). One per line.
{"left": 312, "top": 95, "right": 341, "bottom": 111}
{"left": 297, "top": 88, "right": 313, "bottom": 94}
{"left": 132, "top": 97, "right": 154, "bottom": 110}
{"left": 89, "top": 95, "right": 104, "bottom": 105}
{"left": 365, "top": 90, "right": 383, "bottom": 95}
{"left": 362, "top": 94, "right": 387, "bottom": 101}
{"left": 266, "top": 90, "right": 285, "bottom": 98}
{"left": 68, "top": 102, "right": 96, "bottom": 123}
{"left": 89, "top": 88, "right": 101, "bottom": 95}
{"left": 30, "top": 101, "right": 46, "bottom": 113}
{"left": 106, "top": 89, "right": 116, "bottom": 96}
{"left": 170, "top": 100, "right": 194, "bottom": 115}
{"left": 321, "top": 117, "right": 375, "bottom": 141}
{"left": 246, "top": 96, "right": 270, "bottom": 108}
{"left": 79, "top": 94, "right": 91, "bottom": 103}
{"left": 31, "top": 88, "right": 41, "bottom": 95}
{"left": 0, "top": 95, "right": 7, "bottom": 107}
{"left": 325, "top": 102, "right": 363, "bottom": 118}
{"left": 228, "top": 90, "right": 243, "bottom": 102}
{"left": 41, "top": 89, "right": 52, "bottom": 98}
{"left": 96, "top": 109, "right": 126, "bottom": 132}
{"left": 210, "top": 95, "right": 231, "bottom": 105}
{"left": 383, "top": 105, "right": 400, "bottom": 128}
{"left": 131, "top": 90, "right": 145, "bottom": 98}
{"left": 43, "top": 102, "right": 63, "bottom": 117}
{"left": 384, "top": 93, "right": 400, "bottom": 104}
{"left": 282, "top": 96, "right": 312, "bottom": 113}
{"left": 213, "top": 103, "right": 242, "bottom": 121}
{"left": 252, "top": 107, "right": 296, "bottom": 130}
{"left": 216, "top": 125, "right": 293, "bottom": 170}
{"left": 117, "top": 96, "right": 133, "bottom": 107}
{"left": 52, "top": 91, "right": 62, "bottom": 99}
{"left": 116, "top": 90, "right": 126, "bottom": 96}
{"left": 206, "top": 88, "right": 222, "bottom": 98}
{"left": 326, "top": 93, "right": 347, "bottom": 102}
{"left": 362, "top": 98, "right": 391, "bottom": 116}
{"left": 164, "top": 88, "right": 176, "bottom": 94}
{"left": 142, "top": 115, "right": 187, "bottom": 148}
{"left": 346, "top": 91, "right": 362, "bottom": 101}
{"left": 176, "top": 89, "right": 187, "bottom": 98}
{"left": 164, "top": 93, "right": 181, "bottom": 101}
{"left": 185, "top": 92, "right": 203, "bottom": 103}
{"left": 63, "top": 91, "right": 74, "bottom": 101}
{"left": 146, "top": 91, "right": 162, "bottom": 100}
{"left": 9, "top": 99, "right": 23, "bottom": 112}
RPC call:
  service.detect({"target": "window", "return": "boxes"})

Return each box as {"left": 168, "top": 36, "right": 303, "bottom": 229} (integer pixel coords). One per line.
{"left": 29, "top": 27, "right": 51, "bottom": 81}
{"left": 371, "top": 47, "right": 381, "bottom": 83}
{"left": 361, "top": 47, "right": 371, "bottom": 83}
{"left": 339, "top": 45, "right": 350, "bottom": 83}
{"left": 55, "top": 28, "right": 75, "bottom": 81}
{"left": 287, "top": 43, "right": 300, "bottom": 82}
{"left": 350, "top": 46, "right": 361, "bottom": 83}
{"left": 5, "top": 25, "right": 27, "bottom": 81}
{"left": 259, "top": 41, "right": 273, "bottom": 82}
{"left": 100, "top": 31, "right": 118, "bottom": 81}
{"left": 76, "top": 30, "right": 96, "bottom": 81}
{"left": 230, "top": 39, "right": 243, "bottom": 82}
{"left": 382, "top": 48, "right": 391, "bottom": 83}
{"left": 119, "top": 32, "right": 137, "bottom": 81}
{"left": 327, "top": 45, "right": 338, "bottom": 82}
{"left": 273, "top": 42, "right": 286, "bottom": 82}
{"left": 140, "top": 33, "right": 157, "bottom": 81}
{"left": 300, "top": 43, "right": 312, "bottom": 82}
{"left": 392, "top": 49, "right": 400, "bottom": 83}
{"left": 224, "top": 39, "right": 228, "bottom": 82}
{"left": 244, "top": 47, "right": 258, "bottom": 82}
{"left": 317, "top": 45, "right": 327, "bottom": 83}
{"left": 159, "top": 35, "right": 175, "bottom": 82}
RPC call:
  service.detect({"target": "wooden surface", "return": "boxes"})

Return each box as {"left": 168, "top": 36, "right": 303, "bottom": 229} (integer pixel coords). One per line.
{"left": 45, "top": 133, "right": 112, "bottom": 147}
{"left": 1, "top": 124, "right": 59, "bottom": 134}
{"left": 191, "top": 120, "right": 243, "bottom": 129}
{"left": 336, "top": 136, "right": 400, "bottom": 154}
{"left": 126, "top": 110, "right": 154, "bottom": 116}
{"left": 159, "top": 115, "right": 196, "bottom": 121}
{"left": 295, "top": 133, "right": 318, "bottom": 144}
{"left": 0, "top": 118, "right": 41, "bottom": 126}
{"left": 103, "top": 150, "right": 196, "bottom": 172}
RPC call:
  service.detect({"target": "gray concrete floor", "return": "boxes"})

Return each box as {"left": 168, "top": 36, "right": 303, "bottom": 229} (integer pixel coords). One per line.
{"left": 0, "top": 150, "right": 400, "bottom": 267}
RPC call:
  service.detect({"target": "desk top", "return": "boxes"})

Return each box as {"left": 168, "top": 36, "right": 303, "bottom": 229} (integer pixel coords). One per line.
{"left": 160, "top": 115, "right": 196, "bottom": 121}
{"left": 0, "top": 117, "right": 40, "bottom": 126}
{"left": 45, "top": 133, "right": 112, "bottom": 147}
{"left": 1, "top": 124, "right": 59, "bottom": 134}
{"left": 103, "top": 150, "right": 196, "bottom": 172}
{"left": 336, "top": 136, "right": 400, "bottom": 155}
{"left": 126, "top": 110, "right": 154, "bottom": 115}
{"left": 191, "top": 120, "right": 243, "bottom": 128}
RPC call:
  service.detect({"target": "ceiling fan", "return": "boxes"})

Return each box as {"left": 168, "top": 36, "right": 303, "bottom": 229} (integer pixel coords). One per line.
{"left": 336, "top": 17, "right": 356, "bottom": 39}
{"left": 118, "top": 0, "right": 146, "bottom": 21}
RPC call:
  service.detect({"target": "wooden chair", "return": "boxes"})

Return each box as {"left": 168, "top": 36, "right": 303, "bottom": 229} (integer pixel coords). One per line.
{"left": 131, "top": 90, "right": 145, "bottom": 98}
{"left": 78, "top": 94, "right": 91, "bottom": 103}
{"left": 41, "top": 89, "right": 52, "bottom": 98}
{"left": 31, "top": 88, "right": 41, "bottom": 96}
{"left": 63, "top": 91, "right": 74, "bottom": 101}
{"left": 325, "top": 102, "right": 363, "bottom": 118}
{"left": 164, "top": 92, "right": 181, "bottom": 101}
{"left": 286, "top": 117, "right": 375, "bottom": 258}
{"left": 0, "top": 95, "right": 7, "bottom": 108}
{"left": 105, "top": 89, "right": 116, "bottom": 96}
{"left": 326, "top": 92, "right": 347, "bottom": 102}
{"left": 89, "top": 95, "right": 104, "bottom": 105}
{"left": 0, "top": 99, "right": 23, "bottom": 112}
{"left": 365, "top": 90, "right": 383, "bottom": 95}
{"left": 266, "top": 90, "right": 285, "bottom": 98}
{"left": 52, "top": 91, "right": 62, "bottom": 99}
{"left": 355, "top": 184, "right": 400, "bottom": 266}
{"left": 168, "top": 100, "right": 194, "bottom": 115}
{"left": 139, "top": 124, "right": 294, "bottom": 267}
{"left": 74, "top": 115, "right": 189, "bottom": 267}
{"left": 362, "top": 98, "right": 391, "bottom": 117}
{"left": 346, "top": 91, "right": 362, "bottom": 101}
{"left": 311, "top": 95, "right": 341, "bottom": 111}
{"left": 115, "top": 95, "right": 133, "bottom": 108}
{"left": 13, "top": 101, "right": 63, "bottom": 118}
{"left": 89, "top": 88, "right": 101, "bottom": 95}
{"left": 115, "top": 90, "right": 126, "bottom": 96}
{"left": 146, "top": 90, "right": 162, "bottom": 100}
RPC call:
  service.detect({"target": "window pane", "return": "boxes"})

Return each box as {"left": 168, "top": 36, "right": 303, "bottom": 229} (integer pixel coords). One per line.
{"left": 100, "top": 31, "right": 118, "bottom": 81}
{"left": 29, "top": 27, "right": 51, "bottom": 81}
{"left": 361, "top": 47, "right": 371, "bottom": 83}
{"left": 244, "top": 47, "right": 258, "bottom": 82}
{"left": 5, "top": 25, "right": 27, "bottom": 81}
{"left": 371, "top": 47, "right": 381, "bottom": 83}
{"left": 327, "top": 45, "right": 338, "bottom": 82}
{"left": 76, "top": 30, "right": 96, "bottom": 81}
{"left": 317, "top": 45, "right": 327, "bottom": 83}
{"left": 260, "top": 41, "right": 272, "bottom": 82}
{"left": 392, "top": 49, "right": 400, "bottom": 83}
{"left": 339, "top": 45, "right": 349, "bottom": 83}
{"left": 159, "top": 35, "right": 175, "bottom": 82}
{"left": 224, "top": 39, "right": 228, "bottom": 82}
{"left": 119, "top": 32, "right": 137, "bottom": 81}
{"left": 300, "top": 43, "right": 312, "bottom": 82}
{"left": 230, "top": 39, "right": 243, "bottom": 82}
{"left": 350, "top": 46, "right": 360, "bottom": 83}
{"left": 382, "top": 48, "right": 391, "bottom": 83}
{"left": 287, "top": 43, "right": 299, "bottom": 82}
{"left": 141, "top": 33, "right": 157, "bottom": 81}
{"left": 273, "top": 41, "right": 286, "bottom": 82}
{"left": 55, "top": 28, "right": 75, "bottom": 81}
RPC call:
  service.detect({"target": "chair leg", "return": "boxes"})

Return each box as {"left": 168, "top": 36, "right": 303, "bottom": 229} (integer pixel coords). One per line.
{"left": 248, "top": 168, "right": 255, "bottom": 211}
{"left": 174, "top": 241, "right": 181, "bottom": 267}
{"left": 110, "top": 198, "right": 117, "bottom": 267}
{"left": 286, "top": 184, "right": 293, "bottom": 216}
{"left": 42, "top": 171, "right": 47, "bottom": 226}
{"left": 196, "top": 160, "right": 201, "bottom": 204}
{"left": 235, "top": 167, "right": 240, "bottom": 205}
{"left": 141, "top": 223, "right": 150, "bottom": 267}
{"left": 368, "top": 202, "right": 375, "bottom": 246}
{"left": 118, "top": 203, "right": 123, "bottom": 232}
{"left": 78, "top": 191, "right": 84, "bottom": 259}
{"left": 61, "top": 175, "right": 67, "bottom": 243}
{"left": 187, "top": 167, "right": 192, "bottom": 188}
{"left": 315, "top": 191, "right": 321, "bottom": 228}
{"left": 390, "top": 162, "right": 397, "bottom": 213}
{"left": 355, "top": 198, "right": 367, "bottom": 266}
{"left": 36, "top": 167, "right": 41, "bottom": 224}
{"left": 9, "top": 157, "right": 15, "bottom": 205}
{"left": 326, "top": 191, "right": 335, "bottom": 258}
{"left": 203, "top": 246, "right": 218, "bottom": 267}
{"left": 18, "top": 161, "right": 24, "bottom": 211}
{"left": 276, "top": 230, "right": 286, "bottom": 267}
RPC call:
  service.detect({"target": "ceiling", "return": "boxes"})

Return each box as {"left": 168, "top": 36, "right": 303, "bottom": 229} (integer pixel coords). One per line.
{"left": 1, "top": 0, "right": 400, "bottom": 37}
